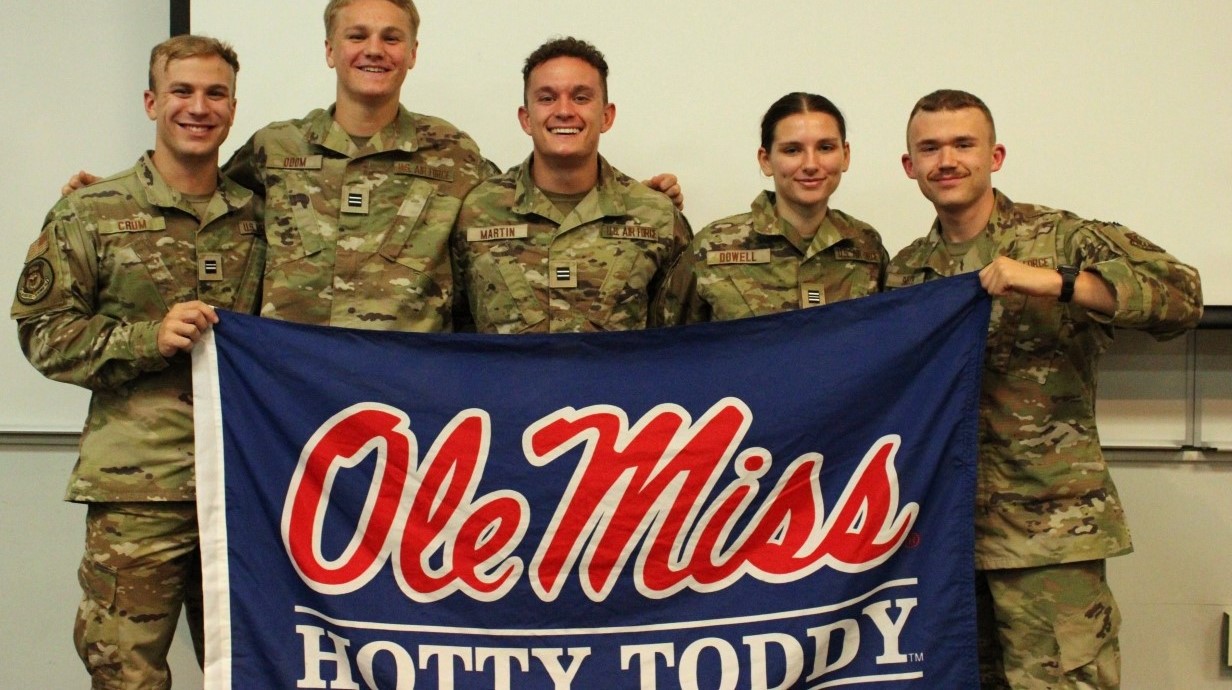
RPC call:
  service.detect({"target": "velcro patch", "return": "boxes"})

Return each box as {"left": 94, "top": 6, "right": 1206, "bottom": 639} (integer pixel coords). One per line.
{"left": 549, "top": 260, "right": 578, "bottom": 288}
{"left": 101, "top": 216, "right": 166, "bottom": 233}
{"left": 16, "top": 258, "right": 54, "bottom": 305}
{"left": 884, "top": 273, "right": 924, "bottom": 289}
{"left": 238, "top": 221, "right": 261, "bottom": 235}
{"left": 467, "top": 225, "right": 529, "bottom": 242}
{"left": 707, "top": 249, "right": 772, "bottom": 266}
{"left": 601, "top": 225, "right": 657, "bottom": 241}
{"left": 394, "top": 163, "right": 455, "bottom": 183}
{"left": 800, "top": 283, "right": 825, "bottom": 308}
{"left": 268, "top": 155, "right": 323, "bottom": 170}
{"left": 199, "top": 253, "right": 223, "bottom": 281}
{"left": 24, "top": 233, "right": 49, "bottom": 262}
{"left": 833, "top": 247, "right": 882, "bottom": 262}
{"left": 342, "top": 186, "right": 369, "bottom": 214}
{"left": 1020, "top": 257, "right": 1055, "bottom": 269}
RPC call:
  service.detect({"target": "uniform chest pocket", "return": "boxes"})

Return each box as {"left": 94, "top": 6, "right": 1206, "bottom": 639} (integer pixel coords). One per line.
{"left": 468, "top": 249, "right": 547, "bottom": 334}
{"left": 703, "top": 262, "right": 790, "bottom": 319}
{"left": 97, "top": 217, "right": 187, "bottom": 309}
{"left": 264, "top": 166, "right": 332, "bottom": 267}
{"left": 986, "top": 293, "right": 1067, "bottom": 384}
{"left": 587, "top": 240, "right": 664, "bottom": 329}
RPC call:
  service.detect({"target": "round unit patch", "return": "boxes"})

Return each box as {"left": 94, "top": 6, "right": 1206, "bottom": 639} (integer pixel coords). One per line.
{"left": 17, "top": 257, "right": 54, "bottom": 305}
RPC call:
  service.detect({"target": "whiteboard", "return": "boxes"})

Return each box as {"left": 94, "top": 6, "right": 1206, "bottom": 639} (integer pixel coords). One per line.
{"left": 196, "top": 0, "right": 1232, "bottom": 306}
{"left": 0, "top": 2, "right": 168, "bottom": 433}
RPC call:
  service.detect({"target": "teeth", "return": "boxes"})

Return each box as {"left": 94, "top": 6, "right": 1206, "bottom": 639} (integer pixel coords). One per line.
{"left": 550, "top": 128, "right": 581, "bottom": 134}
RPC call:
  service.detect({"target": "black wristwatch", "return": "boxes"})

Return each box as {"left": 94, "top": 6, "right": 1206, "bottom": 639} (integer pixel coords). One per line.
{"left": 1057, "top": 265, "right": 1080, "bottom": 303}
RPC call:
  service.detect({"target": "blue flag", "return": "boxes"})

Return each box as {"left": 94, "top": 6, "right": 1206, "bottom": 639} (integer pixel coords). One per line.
{"left": 193, "top": 273, "right": 990, "bottom": 689}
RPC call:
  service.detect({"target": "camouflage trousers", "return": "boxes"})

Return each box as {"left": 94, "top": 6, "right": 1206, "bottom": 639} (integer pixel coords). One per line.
{"left": 75, "top": 502, "right": 203, "bottom": 690}
{"left": 976, "top": 560, "right": 1121, "bottom": 689}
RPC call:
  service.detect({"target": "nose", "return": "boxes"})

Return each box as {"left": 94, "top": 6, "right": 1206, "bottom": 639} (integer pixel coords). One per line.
{"left": 186, "top": 91, "right": 209, "bottom": 115}
{"left": 801, "top": 149, "right": 820, "bottom": 172}
{"left": 938, "top": 145, "right": 956, "bottom": 167}
{"left": 363, "top": 35, "right": 383, "bottom": 56}
{"left": 551, "top": 98, "right": 577, "bottom": 120}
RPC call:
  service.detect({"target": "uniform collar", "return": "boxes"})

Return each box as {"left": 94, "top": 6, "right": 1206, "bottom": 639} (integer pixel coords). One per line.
{"left": 136, "top": 152, "right": 253, "bottom": 221}
{"left": 511, "top": 153, "right": 627, "bottom": 221}
{"left": 750, "top": 190, "right": 856, "bottom": 258}
{"left": 915, "top": 188, "right": 1016, "bottom": 273}
{"left": 308, "top": 104, "right": 420, "bottom": 156}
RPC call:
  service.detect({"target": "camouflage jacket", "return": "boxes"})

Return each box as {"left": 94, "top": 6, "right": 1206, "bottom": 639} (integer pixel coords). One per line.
{"left": 223, "top": 105, "right": 492, "bottom": 331}
{"left": 655, "top": 191, "right": 886, "bottom": 324}
{"left": 452, "top": 155, "right": 692, "bottom": 333}
{"left": 11, "top": 154, "right": 265, "bottom": 502}
{"left": 885, "top": 190, "right": 1203, "bottom": 569}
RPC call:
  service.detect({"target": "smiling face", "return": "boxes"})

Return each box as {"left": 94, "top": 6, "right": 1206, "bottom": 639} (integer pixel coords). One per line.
{"left": 518, "top": 56, "right": 615, "bottom": 169}
{"left": 902, "top": 107, "right": 1005, "bottom": 215}
{"left": 144, "top": 54, "right": 236, "bottom": 167}
{"left": 758, "top": 111, "right": 850, "bottom": 220}
{"left": 325, "top": 0, "right": 418, "bottom": 109}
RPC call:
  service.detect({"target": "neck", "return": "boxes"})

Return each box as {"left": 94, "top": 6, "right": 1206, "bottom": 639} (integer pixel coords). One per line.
{"left": 334, "top": 95, "right": 400, "bottom": 137}
{"left": 937, "top": 190, "right": 996, "bottom": 243}
{"left": 150, "top": 150, "right": 218, "bottom": 196}
{"left": 530, "top": 153, "right": 600, "bottom": 195}
{"left": 776, "top": 196, "right": 829, "bottom": 240}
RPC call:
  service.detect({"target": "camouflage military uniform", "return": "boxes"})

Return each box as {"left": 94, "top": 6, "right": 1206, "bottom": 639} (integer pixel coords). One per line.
{"left": 452, "top": 155, "right": 691, "bottom": 333}
{"left": 655, "top": 191, "right": 886, "bottom": 324}
{"left": 223, "top": 105, "right": 493, "bottom": 331}
{"left": 11, "top": 154, "right": 265, "bottom": 688}
{"left": 885, "top": 189, "right": 1203, "bottom": 688}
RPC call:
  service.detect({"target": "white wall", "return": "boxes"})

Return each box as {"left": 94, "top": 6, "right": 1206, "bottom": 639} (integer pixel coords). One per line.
{"left": 196, "top": 0, "right": 1232, "bottom": 305}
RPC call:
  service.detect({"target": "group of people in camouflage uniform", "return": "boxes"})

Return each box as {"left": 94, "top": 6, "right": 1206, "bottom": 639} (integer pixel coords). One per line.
{"left": 11, "top": 0, "right": 1203, "bottom": 688}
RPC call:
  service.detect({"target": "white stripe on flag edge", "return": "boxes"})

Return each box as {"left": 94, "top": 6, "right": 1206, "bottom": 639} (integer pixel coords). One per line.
{"left": 192, "top": 329, "right": 232, "bottom": 690}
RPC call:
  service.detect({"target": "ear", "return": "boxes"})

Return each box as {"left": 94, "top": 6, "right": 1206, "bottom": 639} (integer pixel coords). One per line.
{"left": 143, "top": 90, "right": 157, "bottom": 121}
{"left": 841, "top": 141, "right": 852, "bottom": 173}
{"left": 600, "top": 102, "right": 616, "bottom": 133}
{"left": 901, "top": 152, "right": 917, "bottom": 180}
{"left": 518, "top": 105, "right": 532, "bottom": 136}
{"left": 325, "top": 38, "right": 335, "bottom": 69}
{"left": 406, "top": 40, "right": 419, "bottom": 71}
{"left": 757, "top": 147, "right": 773, "bottom": 177}
{"left": 991, "top": 143, "right": 1006, "bottom": 172}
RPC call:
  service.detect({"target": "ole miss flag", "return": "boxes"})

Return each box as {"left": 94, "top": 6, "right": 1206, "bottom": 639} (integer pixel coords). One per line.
{"left": 193, "top": 274, "right": 990, "bottom": 689}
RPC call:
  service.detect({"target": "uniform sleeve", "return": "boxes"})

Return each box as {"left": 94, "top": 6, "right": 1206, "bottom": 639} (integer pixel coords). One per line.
{"left": 647, "top": 210, "right": 698, "bottom": 327}
{"left": 650, "top": 240, "right": 708, "bottom": 327}
{"left": 11, "top": 201, "right": 168, "bottom": 391}
{"left": 449, "top": 207, "right": 477, "bottom": 333}
{"left": 1066, "top": 220, "right": 1203, "bottom": 338}
{"left": 221, "top": 132, "right": 265, "bottom": 197}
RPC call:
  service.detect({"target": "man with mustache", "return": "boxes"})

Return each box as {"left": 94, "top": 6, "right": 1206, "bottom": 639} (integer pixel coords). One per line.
{"left": 886, "top": 89, "right": 1203, "bottom": 689}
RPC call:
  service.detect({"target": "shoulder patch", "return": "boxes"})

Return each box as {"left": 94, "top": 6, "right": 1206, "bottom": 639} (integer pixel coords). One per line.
{"left": 1123, "top": 230, "right": 1166, "bottom": 254}
{"left": 16, "top": 258, "right": 54, "bottom": 305}
{"left": 24, "top": 233, "right": 49, "bottom": 262}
